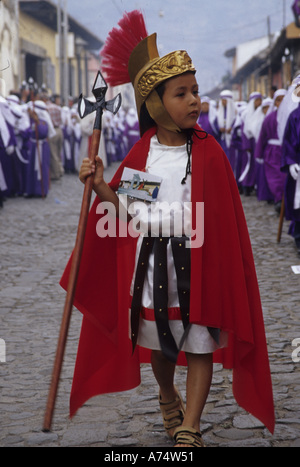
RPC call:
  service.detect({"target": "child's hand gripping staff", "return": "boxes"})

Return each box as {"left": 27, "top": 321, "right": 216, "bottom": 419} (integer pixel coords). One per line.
{"left": 43, "top": 71, "right": 121, "bottom": 432}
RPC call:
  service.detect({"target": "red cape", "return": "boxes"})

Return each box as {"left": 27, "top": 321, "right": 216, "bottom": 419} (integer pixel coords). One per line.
{"left": 60, "top": 126, "right": 275, "bottom": 434}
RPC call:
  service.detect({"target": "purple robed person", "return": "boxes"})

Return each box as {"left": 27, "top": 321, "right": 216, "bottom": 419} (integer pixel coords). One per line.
{"left": 292, "top": 0, "right": 300, "bottom": 15}
{"left": 11, "top": 119, "right": 31, "bottom": 197}
{"left": 198, "top": 97, "right": 219, "bottom": 141}
{"left": 6, "top": 95, "right": 32, "bottom": 196}
{"left": 255, "top": 111, "right": 286, "bottom": 205}
{"left": 281, "top": 104, "right": 300, "bottom": 220}
{"left": 240, "top": 92, "right": 262, "bottom": 194}
{"left": 17, "top": 125, "right": 31, "bottom": 194}
{"left": 25, "top": 101, "right": 52, "bottom": 197}
{"left": 103, "top": 113, "right": 116, "bottom": 164}
{"left": 216, "top": 90, "right": 236, "bottom": 158}
{"left": 25, "top": 118, "right": 50, "bottom": 197}
{"left": 70, "top": 109, "right": 82, "bottom": 172}
{"left": 228, "top": 101, "right": 247, "bottom": 184}
{"left": 254, "top": 90, "right": 287, "bottom": 208}
{"left": 240, "top": 126, "right": 256, "bottom": 191}
{"left": 0, "top": 121, "right": 18, "bottom": 197}
{"left": 0, "top": 136, "right": 9, "bottom": 203}
{"left": 125, "top": 119, "right": 139, "bottom": 150}
{"left": 229, "top": 115, "right": 244, "bottom": 191}
{"left": 124, "top": 108, "right": 140, "bottom": 152}
{"left": 114, "top": 110, "right": 127, "bottom": 161}
{"left": 281, "top": 104, "right": 300, "bottom": 253}
{"left": 251, "top": 98, "right": 273, "bottom": 203}
{"left": 198, "top": 112, "right": 215, "bottom": 134}
{"left": 0, "top": 96, "right": 24, "bottom": 197}
{"left": 292, "top": 1, "right": 300, "bottom": 26}
{"left": 62, "top": 124, "right": 74, "bottom": 172}
{"left": 62, "top": 106, "right": 75, "bottom": 173}
{"left": 0, "top": 102, "right": 10, "bottom": 203}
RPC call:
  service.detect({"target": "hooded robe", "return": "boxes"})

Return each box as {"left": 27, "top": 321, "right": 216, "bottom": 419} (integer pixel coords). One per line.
{"left": 281, "top": 105, "right": 300, "bottom": 222}
{"left": 255, "top": 110, "right": 286, "bottom": 204}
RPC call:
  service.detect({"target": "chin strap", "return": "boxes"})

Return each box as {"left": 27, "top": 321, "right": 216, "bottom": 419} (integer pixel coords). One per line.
{"left": 181, "top": 128, "right": 208, "bottom": 185}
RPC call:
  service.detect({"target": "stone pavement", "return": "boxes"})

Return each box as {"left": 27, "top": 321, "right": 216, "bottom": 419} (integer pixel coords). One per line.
{"left": 0, "top": 163, "right": 300, "bottom": 448}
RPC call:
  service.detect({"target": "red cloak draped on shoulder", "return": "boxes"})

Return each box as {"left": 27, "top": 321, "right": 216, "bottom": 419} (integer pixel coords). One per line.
{"left": 60, "top": 125, "right": 275, "bottom": 434}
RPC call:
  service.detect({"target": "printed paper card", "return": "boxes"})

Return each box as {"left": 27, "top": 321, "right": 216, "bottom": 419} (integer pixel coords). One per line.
{"left": 117, "top": 167, "right": 162, "bottom": 203}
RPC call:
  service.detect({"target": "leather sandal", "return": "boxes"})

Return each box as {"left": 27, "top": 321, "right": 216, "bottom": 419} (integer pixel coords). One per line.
{"left": 158, "top": 387, "right": 185, "bottom": 439}
{"left": 173, "top": 426, "right": 205, "bottom": 447}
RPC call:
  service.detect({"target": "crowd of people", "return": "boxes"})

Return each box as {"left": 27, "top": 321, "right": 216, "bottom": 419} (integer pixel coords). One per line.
{"left": 1, "top": 76, "right": 300, "bottom": 256}
{"left": 0, "top": 83, "right": 140, "bottom": 205}
{"left": 198, "top": 76, "right": 300, "bottom": 256}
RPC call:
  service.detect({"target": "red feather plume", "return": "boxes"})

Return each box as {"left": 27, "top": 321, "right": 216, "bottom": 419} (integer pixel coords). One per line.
{"left": 100, "top": 10, "right": 148, "bottom": 87}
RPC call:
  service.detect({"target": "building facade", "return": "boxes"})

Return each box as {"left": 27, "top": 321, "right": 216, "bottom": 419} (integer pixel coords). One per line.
{"left": 225, "top": 20, "right": 300, "bottom": 101}
{"left": 0, "top": 0, "right": 20, "bottom": 96}
{"left": 0, "top": 0, "right": 103, "bottom": 103}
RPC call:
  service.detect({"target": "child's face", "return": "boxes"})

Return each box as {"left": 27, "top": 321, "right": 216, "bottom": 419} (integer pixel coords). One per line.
{"left": 275, "top": 95, "right": 284, "bottom": 108}
{"left": 161, "top": 73, "right": 201, "bottom": 130}
{"left": 254, "top": 97, "right": 262, "bottom": 109}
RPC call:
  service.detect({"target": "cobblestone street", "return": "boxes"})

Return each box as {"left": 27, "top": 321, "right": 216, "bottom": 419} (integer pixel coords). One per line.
{"left": 0, "top": 163, "right": 300, "bottom": 448}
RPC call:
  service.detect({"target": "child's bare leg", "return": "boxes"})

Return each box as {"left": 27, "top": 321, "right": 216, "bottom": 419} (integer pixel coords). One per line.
{"left": 174, "top": 352, "right": 213, "bottom": 447}
{"left": 184, "top": 352, "right": 213, "bottom": 429}
{"left": 151, "top": 350, "right": 177, "bottom": 402}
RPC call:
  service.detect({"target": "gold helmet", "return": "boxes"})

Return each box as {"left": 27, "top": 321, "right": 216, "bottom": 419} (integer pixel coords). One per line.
{"left": 101, "top": 11, "right": 196, "bottom": 135}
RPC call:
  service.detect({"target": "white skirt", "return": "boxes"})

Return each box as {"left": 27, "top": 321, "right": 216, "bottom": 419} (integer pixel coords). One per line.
{"left": 130, "top": 236, "right": 228, "bottom": 355}
{"left": 136, "top": 317, "right": 228, "bottom": 354}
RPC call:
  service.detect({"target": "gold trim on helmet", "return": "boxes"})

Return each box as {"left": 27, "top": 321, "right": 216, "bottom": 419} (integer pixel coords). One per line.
{"left": 137, "top": 51, "right": 195, "bottom": 100}
{"left": 128, "top": 33, "right": 196, "bottom": 134}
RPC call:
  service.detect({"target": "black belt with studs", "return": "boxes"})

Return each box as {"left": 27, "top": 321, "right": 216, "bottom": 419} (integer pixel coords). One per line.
{"left": 130, "top": 236, "right": 191, "bottom": 363}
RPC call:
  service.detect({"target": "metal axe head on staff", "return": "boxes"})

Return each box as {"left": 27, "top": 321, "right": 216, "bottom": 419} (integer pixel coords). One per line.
{"left": 78, "top": 70, "right": 122, "bottom": 131}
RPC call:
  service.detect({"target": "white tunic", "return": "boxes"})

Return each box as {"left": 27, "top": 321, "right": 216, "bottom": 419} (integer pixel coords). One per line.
{"left": 129, "top": 135, "right": 227, "bottom": 354}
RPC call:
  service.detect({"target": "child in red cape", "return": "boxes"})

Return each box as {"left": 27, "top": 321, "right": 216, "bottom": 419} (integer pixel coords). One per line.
{"left": 60, "top": 11, "right": 275, "bottom": 447}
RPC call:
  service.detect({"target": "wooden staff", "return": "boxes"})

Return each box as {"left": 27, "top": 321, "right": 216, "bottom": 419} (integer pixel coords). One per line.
{"left": 42, "top": 71, "right": 121, "bottom": 432}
